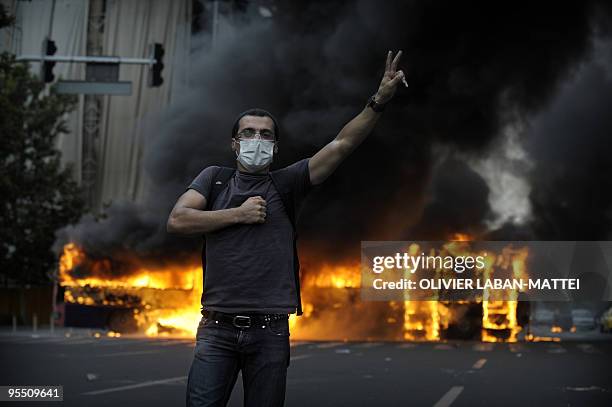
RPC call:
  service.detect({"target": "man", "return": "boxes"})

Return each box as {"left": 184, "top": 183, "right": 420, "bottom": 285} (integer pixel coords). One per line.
{"left": 167, "top": 50, "right": 406, "bottom": 407}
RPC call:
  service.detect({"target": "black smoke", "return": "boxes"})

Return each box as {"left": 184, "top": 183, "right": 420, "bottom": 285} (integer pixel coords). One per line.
{"left": 528, "top": 44, "right": 612, "bottom": 240}
{"left": 55, "top": 0, "right": 612, "bottom": 267}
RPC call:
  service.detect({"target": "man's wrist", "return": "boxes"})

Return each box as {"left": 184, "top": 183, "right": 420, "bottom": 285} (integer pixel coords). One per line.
{"left": 228, "top": 207, "right": 243, "bottom": 224}
{"left": 367, "top": 93, "right": 387, "bottom": 112}
{"left": 374, "top": 93, "right": 387, "bottom": 104}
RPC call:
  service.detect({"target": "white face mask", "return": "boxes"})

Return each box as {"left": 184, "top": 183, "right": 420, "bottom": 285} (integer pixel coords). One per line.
{"left": 236, "top": 139, "right": 275, "bottom": 172}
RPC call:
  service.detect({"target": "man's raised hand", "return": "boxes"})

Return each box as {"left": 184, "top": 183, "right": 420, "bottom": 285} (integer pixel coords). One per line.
{"left": 374, "top": 50, "right": 406, "bottom": 105}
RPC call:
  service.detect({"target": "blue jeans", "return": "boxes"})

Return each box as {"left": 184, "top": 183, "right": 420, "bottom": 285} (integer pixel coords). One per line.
{"left": 186, "top": 314, "right": 291, "bottom": 407}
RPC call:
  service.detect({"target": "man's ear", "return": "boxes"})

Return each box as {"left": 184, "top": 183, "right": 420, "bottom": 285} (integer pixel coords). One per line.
{"left": 231, "top": 138, "right": 239, "bottom": 154}
{"left": 273, "top": 142, "right": 279, "bottom": 154}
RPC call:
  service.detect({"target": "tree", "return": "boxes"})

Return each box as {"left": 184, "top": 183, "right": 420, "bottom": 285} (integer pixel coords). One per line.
{"left": 0, "top": 5, "right": 85, "bottom": 286}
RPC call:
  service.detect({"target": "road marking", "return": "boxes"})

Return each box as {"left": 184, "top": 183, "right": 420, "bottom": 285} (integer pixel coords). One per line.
{"left": 94, "top": 338, "right": 177, "bottom": 347}
{"left": 290, "top": 341, "right": 312, "bottom": 348}
{"left": 4, "top": 336, "right": 68, "bottom": 344}
{"left": 290, "top": 354, "right": 312, "bottom": 361}
{"left": 576, "top": 343, "right": 598, "bottom": 354}
{"left": 82, "top": 376, "right": 187, "bottom": 395}
{"left": 95, "top": 339, "right": 145, "bottom": 347}
{"left": 60, "top": 339, "right": 98, "bottom": 345}
{"left": 150, "top": 339, "right": 192, "bottom": 346}
{"left": 433, "top": 386, "right": 464, "bottom": 407}
{"left": 472, "top": 358, "right": 487, "bottom": 369}
{"left": 26, "top": 336, "right": 66, "bottom": 343}
{"left": 472, "top": 343, "right": 494, "bottom": 352}
{"left": 0, "top": 336, "right": 77, "bottom": 344}
{"left": 508, "top": 343, "right": 528, "bottom": 353}
{"left": 353, "top": 342, "right": 383, "bottom": 348}
{"left": 565, "top": 385, "right": 604, "bottom": 392}
{"left": 315, "top": 342, "right": 344, "bottom": 349}
{"left": 95, "top": 350, "right": 160, "bottom": 357}
{"left": 547, "top": 344, "right": 567, "bottom": 354}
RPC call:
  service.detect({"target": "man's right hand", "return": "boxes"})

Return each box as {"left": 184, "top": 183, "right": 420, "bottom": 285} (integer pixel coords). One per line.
{"left": 237, "top": 196, "right": 267, "bottom": 224}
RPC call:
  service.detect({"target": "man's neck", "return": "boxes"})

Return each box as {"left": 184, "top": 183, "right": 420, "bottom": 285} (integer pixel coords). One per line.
{"left": 236, "top": 161, "right": 270, "bottom": 175}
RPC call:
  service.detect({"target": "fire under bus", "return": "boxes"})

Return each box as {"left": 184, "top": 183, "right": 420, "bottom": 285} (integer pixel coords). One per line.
{"left": 57, "top": 238, "right": 532, "bottom": 342}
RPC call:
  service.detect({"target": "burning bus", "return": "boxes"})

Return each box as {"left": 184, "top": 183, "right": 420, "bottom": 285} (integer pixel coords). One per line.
{"left": 57, "top": 236, "right": 531, "bottom": 342}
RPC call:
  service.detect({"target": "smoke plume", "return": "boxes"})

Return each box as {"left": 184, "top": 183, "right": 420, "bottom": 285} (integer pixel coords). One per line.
{"left": 55, "top": 0, "right": 612, "bottom": 267}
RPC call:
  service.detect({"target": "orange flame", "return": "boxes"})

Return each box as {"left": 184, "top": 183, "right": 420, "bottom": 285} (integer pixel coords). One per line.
{"left": 58, "top": 240, "right": 530, "bottom": 342}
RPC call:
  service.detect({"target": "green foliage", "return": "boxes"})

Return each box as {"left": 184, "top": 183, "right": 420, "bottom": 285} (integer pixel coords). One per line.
{"left": 0, "top": 49, "right": 85, "bottom": 285}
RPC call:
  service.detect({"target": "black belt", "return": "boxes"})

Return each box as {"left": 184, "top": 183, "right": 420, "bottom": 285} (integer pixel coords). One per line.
{"left": 203, "top": 310, "right": 288, "bottom": 329}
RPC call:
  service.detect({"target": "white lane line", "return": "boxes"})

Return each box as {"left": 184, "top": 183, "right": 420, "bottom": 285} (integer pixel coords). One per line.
{"left": 60, "top": 339, "right": 98, "bottom": 345}
{"left": 26, "top": 336, "right": 68, "bottom": 342}
{"left": 82, "top": 376, "right": 187, "bottom": 395}
{"left": 472, "top": 358, "right": 487, "bottom": 369}
{"left": 98, "top": 338, "right": 159, "bottom": 346}
{"left": 150, "top": 340, "right": 192, "bottom": 346}
{"left": 353, "top": 342, "right": 383, "bottom": 349}
{"left": 315, "top": 342, "right": 344, "bottom": 349}
{"left": 432, "top": 386, "right": 464, "bottom": 407}
{"left": 95, "top": 350, "right": 160, "bottom": 357}
{"left": 472, "top": 343, "right": 494, "bottom": 352}
{"left": 290, "top": 341, "right": 313, "bottom": 348}
{"left": 508, "top": 343, "right": 527, "bottom": 353}
{"left": 3, "top": 337, "right": 68, "bottom": 344}
{"left": 576, "top": 343, "right": 599, "bottom": 354}
{"left": 546, "top": 344, "right": 567, "bottom": 354}
{"left": 2, "top": 335, "right": 79, "bottom": 343}
{"left": 290, "top": 354, "right": 312, "bottom": 361}
{"left": 95, "top": 340, "right": 144, "bottom": 347}
{"left": 565, "top": 385, "right": 604, "bottom": 392}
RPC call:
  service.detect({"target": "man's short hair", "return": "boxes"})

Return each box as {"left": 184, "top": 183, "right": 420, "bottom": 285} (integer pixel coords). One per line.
{"left": 231, "top": 108, "right": 280, "bottom": 141}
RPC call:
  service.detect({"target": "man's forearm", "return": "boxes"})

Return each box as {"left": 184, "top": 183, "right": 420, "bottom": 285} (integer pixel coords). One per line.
{"left": 308, "top": 104, "right": 383, "bottom": 185}
{"left": 335, "top": 105, "right": 382, "bottom": 154}
{"left": 167, "top": 207, "right": 241, "bottom": 235}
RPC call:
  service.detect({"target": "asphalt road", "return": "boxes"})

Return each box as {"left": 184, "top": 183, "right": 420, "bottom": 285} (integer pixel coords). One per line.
{"left": 0, "top": 330, "right": 610, "bottom": 407}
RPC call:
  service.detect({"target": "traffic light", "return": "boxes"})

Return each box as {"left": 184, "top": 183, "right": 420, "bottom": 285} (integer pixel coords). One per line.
{"left": 148, "top": 43, "right": 164, "bottom": 87}
{"left": 42, "top": 38, "right": 57, "bottom": 83}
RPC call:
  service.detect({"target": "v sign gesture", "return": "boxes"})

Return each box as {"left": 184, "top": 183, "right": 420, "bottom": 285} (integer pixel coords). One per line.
{"left": 374, "top": 50, "right": 407, "bottom": 105}
{"left": 308, "top": 49, "right": 408, "bottom": 186}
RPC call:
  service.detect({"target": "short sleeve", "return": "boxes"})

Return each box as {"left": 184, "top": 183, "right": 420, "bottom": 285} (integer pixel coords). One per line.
{"left": 186, "top": 166, "right": 219, "bottom": 200}
{"left": 283, "top": 158, "right": 313, "bottom": 201}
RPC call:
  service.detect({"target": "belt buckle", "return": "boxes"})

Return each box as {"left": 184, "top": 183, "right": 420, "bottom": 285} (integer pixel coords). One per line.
{"left": 232, "top": 315, "right": 251, "bottom": 328}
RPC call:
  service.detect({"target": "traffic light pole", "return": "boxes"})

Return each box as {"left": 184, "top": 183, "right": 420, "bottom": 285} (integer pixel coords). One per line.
{"left": 48, "top": 0, "right": 56, "bottom": 38}
{"left": 16, "top": 55, "right": 157, "bottom": 66}
{"left": 17, "top": 41, "right": 165, "bottom": 87}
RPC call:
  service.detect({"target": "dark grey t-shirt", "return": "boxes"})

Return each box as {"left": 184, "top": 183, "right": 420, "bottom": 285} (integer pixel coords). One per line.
{"left": 187, "top": 158, "right": 312, "bottom": 314}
